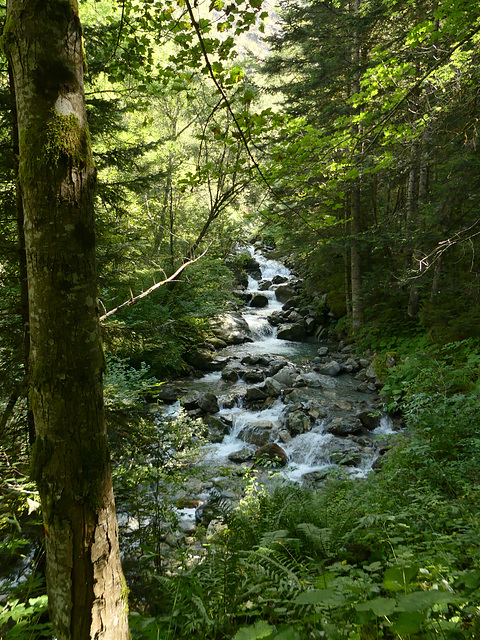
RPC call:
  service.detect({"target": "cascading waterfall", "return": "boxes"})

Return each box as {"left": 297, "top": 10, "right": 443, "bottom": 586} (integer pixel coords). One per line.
{"left": 183, "top": 245, "right": 396, "bottom": 482}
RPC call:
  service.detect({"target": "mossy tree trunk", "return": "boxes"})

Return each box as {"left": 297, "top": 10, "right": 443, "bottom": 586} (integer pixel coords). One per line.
{"left": 2, "top": 1, "right": 130, "bottom": 639}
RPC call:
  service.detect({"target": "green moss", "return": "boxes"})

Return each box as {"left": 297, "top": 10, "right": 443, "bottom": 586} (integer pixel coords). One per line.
{"left": 45, "top": 112, "right": 92, "bottom": 167}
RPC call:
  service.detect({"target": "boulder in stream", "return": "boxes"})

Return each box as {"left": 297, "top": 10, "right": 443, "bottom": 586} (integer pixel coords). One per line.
{"left": 238, "top": 420, "right": 277, "bottom": 446}
{"left": 210, "top": 312, "right": 252, "bottom": 345}
{"left": 317, "top": 360, "right": 343, "bottom": 376}
{"left": 253, "top": 443, "right": 288, "bottom": 467}
{"left": 250, "top": 293, "right": 269, "bottom": 308}
{"left": 275, "top": 284, "right": 296, "bottom": 303}
{"left": 325, "top": 416, "right": 363, "bottom": 437}
{"left": 277, "top": 323, "right": 306, "bottom": 341}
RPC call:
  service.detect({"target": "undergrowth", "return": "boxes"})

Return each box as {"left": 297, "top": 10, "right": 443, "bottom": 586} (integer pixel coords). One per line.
{"left": 129, "top": 338, "right": 480, "bottom": 640}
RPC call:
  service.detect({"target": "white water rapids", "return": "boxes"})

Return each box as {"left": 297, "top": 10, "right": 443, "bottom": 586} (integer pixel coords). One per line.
{"left": 179, "top": 246, "right": 396, "bottom": 482}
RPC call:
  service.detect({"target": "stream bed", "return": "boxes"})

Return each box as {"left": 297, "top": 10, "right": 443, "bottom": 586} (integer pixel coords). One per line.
{"left": 141, "top": 246, "right": 400, "bottom": 540}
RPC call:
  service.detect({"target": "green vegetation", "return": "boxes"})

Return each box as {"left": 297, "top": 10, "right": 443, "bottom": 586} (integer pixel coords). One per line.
{"left": 1, "top": 0, "right": 480, "bottom": 637}
{"left": 127, "top": 340, "right": 480, "bottom": 639}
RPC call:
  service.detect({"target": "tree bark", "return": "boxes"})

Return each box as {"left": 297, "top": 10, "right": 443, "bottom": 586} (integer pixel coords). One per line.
{"left": 3, "top": 2, "right": 130, "bottom": 639}
{"left": 350, "top": 0, "right": 363, "bottom": 331}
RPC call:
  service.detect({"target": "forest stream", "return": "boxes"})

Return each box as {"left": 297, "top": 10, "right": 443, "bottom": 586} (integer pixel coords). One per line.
{"left": 139, "top": 246, "right": 400, "bottom": 544}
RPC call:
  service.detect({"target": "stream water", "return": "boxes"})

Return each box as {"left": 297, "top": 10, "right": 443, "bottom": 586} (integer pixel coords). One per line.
{"left": 177, "top": 246, "right": 395, "bottom": 484}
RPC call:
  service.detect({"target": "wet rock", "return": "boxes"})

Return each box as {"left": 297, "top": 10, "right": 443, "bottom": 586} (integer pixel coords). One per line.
{"left": 244, "top": 370, "right": 265, "bottom": 384}
{"left": 325, "top": 416, "right": 363, "bottom": 437}
{"left": 324, "top": 439, "right": 365, "bottom": 467}
{"left": 317, "top": 346, "right": 329, "bottom": 357}
{"left": 272, "top": 274, "right": 288, "bottom": 284}
{"left": 254, "top": 442, "right": 288, "bottom": 467}
{"left": 304, "top": 317, "right": 317, "bottom": 335}
{"left": 317, "top": 360, "right": 342, "bottom": 376}
{"left": 154, "top": 385, "right": 184, "bottom": 403}
{"left": 258, "top": 280, "right": 272, "bottom": 291}
{"left": 365, "top": 364, "right": 377, "bottom": 380}
{"left": 356, "top": 382, "right": 377, "bottom": 394}
{"left": 233, "top": 290, "right": 252, "bottom": 304}
{"left": 278, "top": 429, "right": 293, "bottom": 443}
{"left": 343, "top": 357, "right": 360, "bottom": 373}
{"left": 204, "top": 415, "right": 230, "bottom": 442}
{"left": 184, "top": 349, "right": 224, "bottom": 372}
{"left": 182, "top": 391, "right": 200, "bottom": 410}
{"left": 250, "top": 293, "right": 269, "bottom": 308}
{"left": 286, "top": 310, "right": 303, "bottom": 323}
{"left": 302, "top": 468, "right": 335, "bottom": 487}
{"left": 239, "top": 420, "right": 277, "bottom": 446}
{"left": 268, "top": 310, "right": 288, "bottom": 326}
{"left": 285, "top": 409, "right": 313, "bottom": 436}
{"left": 297, "top": 372, "right": 328, "bottom": 388}
{"left": 241, "top": 355, "right": 270, "bottom": 367}
{"left": 272, "top": 366, "right": 298, "bottom": 387}
{"left": 268, "top": 360, "right": 287, "bottom": 377}
{"left": 277, "top": 323, "right": 306, "bottom": 341}
{"left": 246, "top": 385, "right": 270, "bottom": 402}
{"left": 210, "top": 312, "right": 252, "bottom": 345}
{"left": 221, "top": 365, "right": 246, "bottom": 382}
{"left": 275, "top": 284, "right": 297, "bottom": 303}
{"left": 197, "top": 392, "right": 220, "bottom": 414}
{"left": 357, "top": 410, "right": 379, "bottom": 431}
{"left": 228, "top": 447, "right": 255, "bottom": 463}
{"left": 263, "top": 378, "right": 283, "bottom": 398}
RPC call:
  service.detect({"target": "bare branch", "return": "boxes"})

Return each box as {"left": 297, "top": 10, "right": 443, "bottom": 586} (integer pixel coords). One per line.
{"left": 99, "top": 243, "right": 212, "bottom": 322}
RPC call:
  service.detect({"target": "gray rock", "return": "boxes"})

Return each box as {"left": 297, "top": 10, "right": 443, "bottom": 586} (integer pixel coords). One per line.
{"left": 285, "top": 409, "right": 312, "bottom": 436}
{"left": 357, "top": 382, "right": 378, "bottom": 394}
{"left": 244, "top": 370, "right": 265, "bottom": 384}
{"left": 228, "top": 447, "right": 255, "bottom": 463}
{"left": 210, "top": 312, "right": 252, "bottom": 345}
{"left": 325, "top": 416, "right": 363, "bottom": 437}
{"left": 324, "top": 439, "right": 365, "bottom": 467}
{"left": 365, "top": 364, "right": 377, "bottom": 380}
{"left": 184, "top": 349, "right": 224, "bottom": 371}
{"left": 357, "top": 410, "right": 379, "bottom": 431}
{"left": 258, "top": 280, "right": 272, "bottom": 291}
{"left": 238, "top": 420, "right": 276, "bottom": 446}
{"left": 272, "top": 366, "right": 298, "bottom": 387}
{"left": 275, "top": 284, "right": 296, "bottom": 303}
{"left": 221, "top": 366, "right": 246, "bottom": 382}
{"left": 317, "top": 346, "right": 329, "bottom": 357}
{"left": 246, "top": 385, "right": 269, "bottom": 402}
{"left": 277, "top": 323, "right": 306, "bottom": 341}
{"left": 253, "top": 443, "right": 288, "bottom": 467}
{"left": 304, "top": 316, "right": 317, "bottom": 334}
{"left": 197, "top": 392, "right": 219, "bottom": 414}
{"left": 182, "top": 391, "right": 200, "bottom": 410}
{"left": 250, "top": 293, "right": 269, "bottom": 308}
{"left": 317, "top": 360, "right": 342, "bottom": 376}
{"left": 263, "top": 378, "right": 283, "bottom": 398}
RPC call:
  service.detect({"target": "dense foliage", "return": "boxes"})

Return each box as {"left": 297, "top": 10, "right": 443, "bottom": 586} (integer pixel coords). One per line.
{"left": 1, "top": 0, "right": 480, "bottom": 637}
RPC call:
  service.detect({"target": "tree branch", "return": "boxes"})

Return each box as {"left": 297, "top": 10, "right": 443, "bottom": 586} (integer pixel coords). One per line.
{"left": 99, "top": 244, "right": 212, "bottom": 322}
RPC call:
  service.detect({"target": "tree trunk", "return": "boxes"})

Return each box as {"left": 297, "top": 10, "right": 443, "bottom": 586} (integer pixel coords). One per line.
{"left": 350, "top": 0, "right": 363, "bottom": 331}
{"left": 3, "top": 2, "right": 130, "bottom": 639}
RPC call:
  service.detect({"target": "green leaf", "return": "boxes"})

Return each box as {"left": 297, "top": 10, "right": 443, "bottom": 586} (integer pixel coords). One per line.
{"left": 382, "top": 566, "right": 418, "bottom": 591}
{"left": 294, "top": 589, "right": 345, "bottom": 607}
{"left": 396, "top": 590, "right": 460, "bottom": 612}
{"left": 234, "top": 620, "right": 274, "bottom": 640}
{"left": 390, "top": 611, "right": 425, "bottom": 635}
{"left": 355, "top": 597, "right": 396, "bottom": 617}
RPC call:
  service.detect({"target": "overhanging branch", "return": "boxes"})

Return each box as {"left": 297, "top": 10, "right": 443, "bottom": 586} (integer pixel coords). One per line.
{"left": 99, "top": 243, "right": 212, "bottom": 322}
